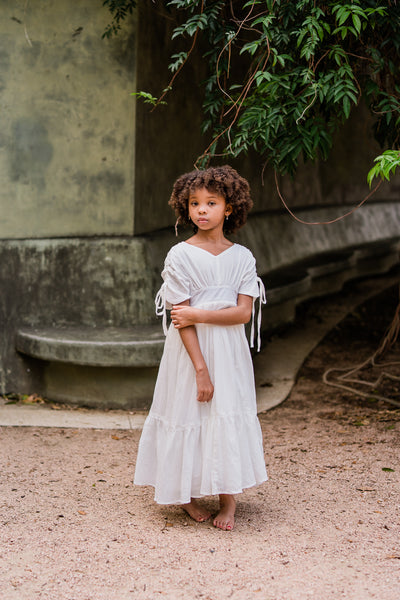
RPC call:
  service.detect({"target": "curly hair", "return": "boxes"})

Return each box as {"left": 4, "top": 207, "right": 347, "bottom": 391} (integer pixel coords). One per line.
{"left": 169, "top": 165, "right": 253, "bottom": 235}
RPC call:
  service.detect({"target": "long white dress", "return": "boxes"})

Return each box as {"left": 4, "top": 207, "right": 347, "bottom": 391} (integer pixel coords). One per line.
{"left": 134, "top": 242, "right": 268, "bottom": 504}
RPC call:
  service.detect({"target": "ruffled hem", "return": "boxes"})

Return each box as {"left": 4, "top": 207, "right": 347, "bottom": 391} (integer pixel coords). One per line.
{"left": 134, "top": 412, "right": 268, "bottom": 505}
{"left": 138, "top": 480, "right": 269, "bottom": 506}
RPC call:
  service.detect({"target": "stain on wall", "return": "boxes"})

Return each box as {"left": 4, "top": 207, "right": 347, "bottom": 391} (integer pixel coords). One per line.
{"left": 0, "top": 0, "right": 136, "bottom": 238}
{"left": 10, "top": 118, "right": 53, "bottom": 190}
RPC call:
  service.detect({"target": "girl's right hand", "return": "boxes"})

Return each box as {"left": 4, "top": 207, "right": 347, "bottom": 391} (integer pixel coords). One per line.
{"left": 196, "top": 368, "right": 214, "bottom": 403}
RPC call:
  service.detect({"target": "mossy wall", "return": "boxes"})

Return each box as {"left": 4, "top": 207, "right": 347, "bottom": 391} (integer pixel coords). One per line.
{"left": 0, "top": 0, "right": 136, "bottom": 238}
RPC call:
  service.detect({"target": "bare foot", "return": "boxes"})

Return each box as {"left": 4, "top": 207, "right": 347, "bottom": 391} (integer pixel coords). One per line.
{"left": 213, "top": 494, "right": 236, "bottom": 531}
{"left": 182, "top": 499, "right": 211, "bottom": 522}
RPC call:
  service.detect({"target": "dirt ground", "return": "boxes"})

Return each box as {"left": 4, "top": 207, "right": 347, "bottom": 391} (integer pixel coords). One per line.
{"left": 1, "top": 287, "right": 400, "bottom": 600}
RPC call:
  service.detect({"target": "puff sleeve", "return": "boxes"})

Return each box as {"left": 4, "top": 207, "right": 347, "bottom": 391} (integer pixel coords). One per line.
{"left": 155, "top": 248, "right": 191, "bottom": 335}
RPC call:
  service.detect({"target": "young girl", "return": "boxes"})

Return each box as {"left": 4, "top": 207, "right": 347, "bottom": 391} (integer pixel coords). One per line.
{"left": 134, "top": 165, "right": 267, "bottom": 531}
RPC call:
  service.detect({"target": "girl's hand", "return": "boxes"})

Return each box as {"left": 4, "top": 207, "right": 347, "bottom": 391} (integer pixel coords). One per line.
{"left": 196, "top": 367, "right": 214, "bottom": 403}
{"left": 171, "top": 305, "right": 199, "bottom": 328}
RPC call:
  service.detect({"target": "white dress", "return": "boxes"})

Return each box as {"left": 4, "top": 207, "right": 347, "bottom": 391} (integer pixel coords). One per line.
{"left": 134, "top": 242, "right": 268, "bottom": 504}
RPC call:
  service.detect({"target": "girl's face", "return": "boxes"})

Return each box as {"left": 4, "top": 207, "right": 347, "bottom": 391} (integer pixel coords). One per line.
{"left": 188, "top": 187, "right": 232, "bottom": 233}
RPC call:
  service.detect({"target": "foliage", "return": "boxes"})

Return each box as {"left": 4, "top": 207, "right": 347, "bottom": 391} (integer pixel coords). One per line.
{"left": 367, "top": 150, "right": 400, "bottom": 187}
{"left": 102, "top": 0, "right": 136, "bottom": 38}
{"left": 130, "top": 91, "right": 166, "bottom": 106}
{"left": 104, "top": 1, "right": 400, "bottom": 177}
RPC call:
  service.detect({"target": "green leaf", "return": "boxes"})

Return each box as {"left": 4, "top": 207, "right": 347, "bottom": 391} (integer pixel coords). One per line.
{"left": 342, "top": 96, "right": 351, "bottom": 118}
{"left": 337, "top": 8, "right": 351, "bottom": 27}
{"left": 367, "top": 150, "right": 400, "bottom": 187}
{"left": 130, "top": 91, "right": 167, "bottom": 106}
{"left": 352, "top": 14, "right": 362, "bottom": 33}
{"left": 382, "top": 468, "right": 394, "bottom": 472}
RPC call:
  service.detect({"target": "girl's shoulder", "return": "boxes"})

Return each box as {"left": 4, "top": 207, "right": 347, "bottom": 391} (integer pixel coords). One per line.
{"left": 166, "top": 241, "right": 187, "bottom": 258}
{"left": 232, "top": 243, "right": 256, "bottom": 262}
{"left": 164, "top": 241, "right": 189, "bottom": 266}
{"left": 233, "top": 243, "right": 254, "bottom": 255}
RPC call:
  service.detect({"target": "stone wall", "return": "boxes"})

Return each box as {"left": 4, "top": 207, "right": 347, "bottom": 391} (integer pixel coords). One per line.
{"left": 0, "top": 237, "right": 156, "bottom": 396}
{"left": 0, "top": 0, "right": 136, "bottom": 238}
{"left": 1, "top": 0, "right": 400, "bottom": 406}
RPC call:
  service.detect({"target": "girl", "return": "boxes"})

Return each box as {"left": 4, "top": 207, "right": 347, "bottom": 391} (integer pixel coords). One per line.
{"left": 134, "top": 165, "right": 267, "bottom": 531}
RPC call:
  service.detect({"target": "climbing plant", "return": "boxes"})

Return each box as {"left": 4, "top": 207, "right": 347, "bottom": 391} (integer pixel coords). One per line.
{"left": 103, "top": 1, "right": 400, "bottom": 179}
{"left": 102, "top": 0, "right": 137, "bottom": 38}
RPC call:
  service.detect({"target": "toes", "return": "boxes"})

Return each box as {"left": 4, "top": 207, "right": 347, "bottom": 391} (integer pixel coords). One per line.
{"left": 213, "top": 517, "right": 233, "bottom": 531}
{"left": 197, "top": 514, "right": 210, "bottom": 522}
{"left": 183, "top": 505, "right": 211, "bottom": 522}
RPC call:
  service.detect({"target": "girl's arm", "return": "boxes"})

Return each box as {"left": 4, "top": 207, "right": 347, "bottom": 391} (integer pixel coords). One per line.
{"left": 171, "top": 294, "right": 253, "bottom": 329}
{"left": 175, "top": 300, "right": 214, "bottom": 403}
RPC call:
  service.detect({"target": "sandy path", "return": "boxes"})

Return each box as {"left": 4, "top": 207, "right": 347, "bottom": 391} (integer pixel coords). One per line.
{"left": 1, "top": 402, "right": 399, "bottom": 599}
{"left": 1, "top": 287, "right": 400, "bottom": 599}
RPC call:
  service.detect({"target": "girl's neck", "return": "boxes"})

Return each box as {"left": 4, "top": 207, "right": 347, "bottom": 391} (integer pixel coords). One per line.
{"left": 189, "top": 230, "right": 231, "bottom": 247}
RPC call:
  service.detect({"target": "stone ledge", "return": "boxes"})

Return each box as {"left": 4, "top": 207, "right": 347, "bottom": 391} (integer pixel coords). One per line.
{"left": 15, "top": 239, "right": 400, "bottom": 370}
{"left": 265, "top": 240, "right": 400, "bottom": 305}
{"left": 15, "top": 325, "right": 165, "bottom": 368}
{"left": 267, "top": 269, "right": 311, "bottom": 304}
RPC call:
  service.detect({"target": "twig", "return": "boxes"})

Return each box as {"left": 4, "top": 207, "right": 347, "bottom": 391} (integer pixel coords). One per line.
{"left": 24, "top": 0, "right": 32, "bottom": 47}
{"left": 296, "top": 85, "right": 318, "bottom": 124}
{"left": 274, "top": 170, "right": 383, "bottom": 225}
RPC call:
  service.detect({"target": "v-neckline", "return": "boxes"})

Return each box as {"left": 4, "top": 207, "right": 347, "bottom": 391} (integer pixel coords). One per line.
{"left": 182, "top": 242, "right": 236, "bottom": 258}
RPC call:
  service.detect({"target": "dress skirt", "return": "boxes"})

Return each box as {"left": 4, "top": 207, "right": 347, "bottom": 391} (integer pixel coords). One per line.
{"left": 134, "top": 321, "right": 268, "bottom": 505}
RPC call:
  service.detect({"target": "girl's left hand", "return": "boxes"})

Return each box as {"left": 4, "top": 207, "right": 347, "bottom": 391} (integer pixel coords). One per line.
{"left": 171, "top": 305, "right": 198, "bottom": 328}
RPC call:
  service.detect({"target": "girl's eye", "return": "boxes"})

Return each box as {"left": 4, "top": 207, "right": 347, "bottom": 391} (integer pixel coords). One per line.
{"left": 209, "top": 202, "right": 215, "bottom": 206}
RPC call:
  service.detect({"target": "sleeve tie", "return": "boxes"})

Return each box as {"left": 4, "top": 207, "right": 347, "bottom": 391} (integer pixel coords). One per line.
{"left": 155, "top": 283, "right": 168, "bottom": 336}
{"left": 250, "top": 277, "right": 267, "bottom": 352}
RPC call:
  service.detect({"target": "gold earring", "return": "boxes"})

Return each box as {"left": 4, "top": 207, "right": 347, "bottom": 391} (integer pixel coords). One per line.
{"left": 174, "top": 217, "right": 180, "bottom": 237}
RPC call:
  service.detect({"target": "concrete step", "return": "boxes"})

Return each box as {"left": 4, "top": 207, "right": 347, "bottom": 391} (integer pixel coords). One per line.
{"left": 16, "top": 325, "right": 164, "bottom": 368}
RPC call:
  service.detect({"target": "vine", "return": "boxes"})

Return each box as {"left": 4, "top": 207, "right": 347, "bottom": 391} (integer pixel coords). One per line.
{"left": 104, "top": 1, "right": 400, "bottom": 177}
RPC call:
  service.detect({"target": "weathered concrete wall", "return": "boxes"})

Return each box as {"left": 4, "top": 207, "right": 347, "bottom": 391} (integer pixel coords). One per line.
{"left": 0, "top": 237, "right": 155, "bottom": 394}
{"left": 0, "top": 0, "right": 136, "bottom": 238}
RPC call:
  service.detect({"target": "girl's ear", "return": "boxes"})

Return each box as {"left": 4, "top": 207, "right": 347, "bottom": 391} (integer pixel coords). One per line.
{"left": 225, "top": 203, "right": 233, "bottom": 217}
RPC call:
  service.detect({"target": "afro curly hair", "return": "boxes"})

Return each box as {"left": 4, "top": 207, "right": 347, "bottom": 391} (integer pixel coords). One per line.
{"left": 169, "top": 165, "right": 253, "bottom": 235}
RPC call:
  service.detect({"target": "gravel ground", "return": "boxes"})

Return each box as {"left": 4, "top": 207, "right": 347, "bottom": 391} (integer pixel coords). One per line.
{"left": 1, "top": 288, "right": 400, "bottom": 600}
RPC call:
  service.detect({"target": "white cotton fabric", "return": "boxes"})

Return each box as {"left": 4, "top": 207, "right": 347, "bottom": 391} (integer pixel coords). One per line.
{"left": 134, "top": 242, "right": 268, "bottom": 504}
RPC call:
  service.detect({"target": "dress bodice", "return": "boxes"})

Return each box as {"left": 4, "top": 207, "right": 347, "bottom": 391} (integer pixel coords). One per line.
{"left": 155, "top": 242, "right": 266, "bottom": 351}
